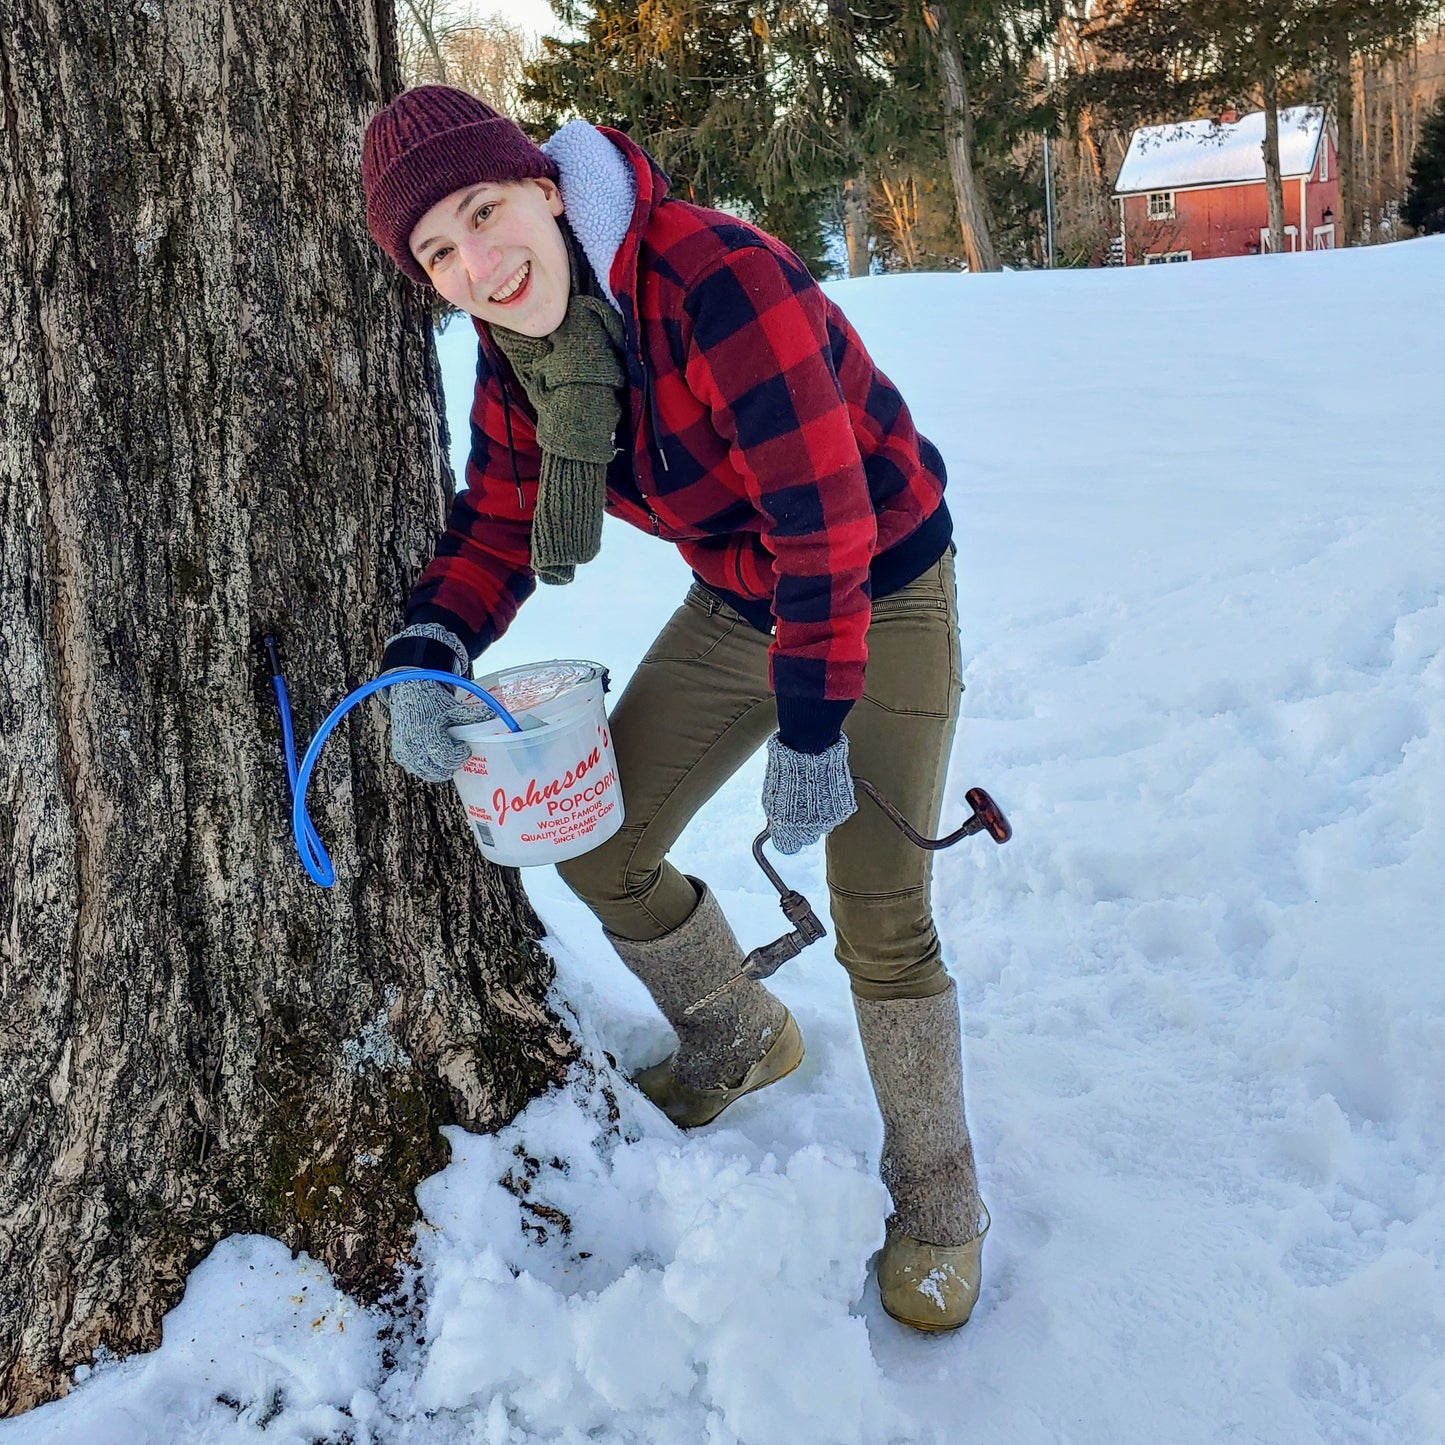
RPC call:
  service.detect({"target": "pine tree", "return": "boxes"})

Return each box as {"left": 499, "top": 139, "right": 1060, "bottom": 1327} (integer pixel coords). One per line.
{"left": 863, "top": 7, "right": 1053, "bottom": 271}
{"left": 1404, "top": 92, "right": 1445, "bottom": 233}
{"left": 522, "top": 0, "right": 1061, "bottom": 275}
{"left": 910, "top": 1, "right": 1061, "bottom": 271}
{"left": 520, "top": 2, "right": 805, "bottom": 251}
{"left": 763, "top": 0, "right": 896, "bottom": 276}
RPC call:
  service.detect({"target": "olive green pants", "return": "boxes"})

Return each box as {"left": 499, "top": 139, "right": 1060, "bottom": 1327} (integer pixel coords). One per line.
{"left": 556, "top": 549, "right": 962, "bottom": 1001}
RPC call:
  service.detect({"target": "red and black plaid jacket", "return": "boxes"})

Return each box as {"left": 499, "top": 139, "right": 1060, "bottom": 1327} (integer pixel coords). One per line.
{"left": 387, "top": 128, "right": 951, "bottom": 752}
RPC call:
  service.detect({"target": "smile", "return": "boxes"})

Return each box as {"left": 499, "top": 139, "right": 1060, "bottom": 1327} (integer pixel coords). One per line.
{"left": 489, "top": 261, "right": 531, "bottom": 304}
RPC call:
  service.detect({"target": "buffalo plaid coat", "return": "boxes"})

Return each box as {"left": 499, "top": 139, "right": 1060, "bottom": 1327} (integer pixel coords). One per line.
{"left": 386, "top": 128, "right": 952, "bottom": 753}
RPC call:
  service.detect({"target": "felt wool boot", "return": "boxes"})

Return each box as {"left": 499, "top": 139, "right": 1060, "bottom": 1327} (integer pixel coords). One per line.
{"left": 853, "top": 980, "right": 989, "bottom": 1332}
{"left": 607, "top": 879, "right": 803, "bottom": 1128}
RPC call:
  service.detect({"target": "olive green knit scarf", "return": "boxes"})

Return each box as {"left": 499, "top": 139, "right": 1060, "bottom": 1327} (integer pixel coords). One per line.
{"left": 488, "top": 226, "right": 627, "bottom": 586}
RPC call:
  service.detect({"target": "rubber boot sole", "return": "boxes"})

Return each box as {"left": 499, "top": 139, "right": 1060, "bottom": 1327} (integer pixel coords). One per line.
{"left": 633, "top": 1010, "right": 804, "bottom": 1128}
{"left": 877, "top": 1223, "right": 988, "bottom": 1332}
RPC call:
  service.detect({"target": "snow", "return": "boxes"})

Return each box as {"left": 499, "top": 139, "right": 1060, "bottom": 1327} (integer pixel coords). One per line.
{"left": 1115, "top": 106, "right": 1325, "bottom": 193}
{"left": 9, "top": 237, "right": 1444, "bottom": 1444}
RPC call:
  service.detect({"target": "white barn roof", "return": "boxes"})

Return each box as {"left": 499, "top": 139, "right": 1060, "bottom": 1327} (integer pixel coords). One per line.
{"left": 1115, "top": 106, "right": 1326, "bottom": 194}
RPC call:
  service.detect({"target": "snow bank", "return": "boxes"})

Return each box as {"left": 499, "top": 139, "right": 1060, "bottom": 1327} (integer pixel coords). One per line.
{"left": 5, "top": 1238, "right": 380, "bottom": 1444}
{"left": 398, "top": 1075, "right": 894, "bottom": 1444}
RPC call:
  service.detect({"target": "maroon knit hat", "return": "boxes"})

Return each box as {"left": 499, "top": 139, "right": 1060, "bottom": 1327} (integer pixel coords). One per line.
{"left": 362, "top": 85, "right": 560, "bottom": 284}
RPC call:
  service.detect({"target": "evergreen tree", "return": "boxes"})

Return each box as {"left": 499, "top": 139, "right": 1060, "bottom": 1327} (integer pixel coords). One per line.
{"left": 522, "top": 0, "right": 1061, "bottom": 274}
{"left": 1404, "top": 92, "right": 1445, "bottom": 233}
{"left": 763, "top": 0, "right": 897, "bottom": 275}
{"left": 910, "top": 1, "right": 1062, "bottom": 271}
{"left": 520, "top": 0, "right": 836, "bottom": 269}
{"left": 866, "top": 7, "right": 1054, "bottom": 270}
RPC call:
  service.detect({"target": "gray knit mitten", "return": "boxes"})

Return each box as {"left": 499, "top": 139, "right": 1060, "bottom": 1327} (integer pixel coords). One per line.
{"left": 761, "top": 733, "right": 858, "bottom": 855}
{"left": 381, "top": 623, "right": 488, "bottom": 783}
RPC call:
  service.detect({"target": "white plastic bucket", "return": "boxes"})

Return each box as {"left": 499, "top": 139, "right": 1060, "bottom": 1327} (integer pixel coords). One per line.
{"left": 447, "top": 660, "right": 624, "bottom": 867}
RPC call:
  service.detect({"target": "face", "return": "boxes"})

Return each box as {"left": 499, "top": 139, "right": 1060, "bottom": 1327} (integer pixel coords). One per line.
{"left": 409, "top": 178, "right": 569, "bottom": 336}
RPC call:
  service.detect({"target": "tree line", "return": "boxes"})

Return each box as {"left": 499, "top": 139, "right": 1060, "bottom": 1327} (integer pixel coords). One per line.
{"left": 402, "top": 0, "right": 1445, "bottom": 272}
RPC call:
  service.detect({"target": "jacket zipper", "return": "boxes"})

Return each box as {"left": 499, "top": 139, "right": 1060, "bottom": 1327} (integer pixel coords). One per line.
{"left": 640, "top": 351, "right": 669, "bottom": 474}
{"left": 498, "top": 374, "right": 525, "bottom": 511}
{"left": 629, "top": 341, "right": 664, "bottom": 532}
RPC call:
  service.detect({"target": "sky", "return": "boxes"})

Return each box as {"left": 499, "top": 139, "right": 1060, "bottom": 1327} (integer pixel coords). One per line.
{"left": 486, "top": 0, "right": 562, "bottom": 39}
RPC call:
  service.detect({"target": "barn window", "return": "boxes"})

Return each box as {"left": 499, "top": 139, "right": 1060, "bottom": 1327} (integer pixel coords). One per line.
{"left": 1147, "top": 191, "right": 1176, "bottom": 219}
{"left": 1143, "top": 251, "right": 1191, "bottom": 263}
{"left": 1319, "top": 142, "right": 1329, "bottom": 183}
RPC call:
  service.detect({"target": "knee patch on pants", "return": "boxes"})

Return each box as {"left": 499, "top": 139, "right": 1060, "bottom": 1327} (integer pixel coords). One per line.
{"left": 830, "top": 886, "right": 952, "bottom": 1001}
{"left": 555, "top": 828, "right": 697, "bottom": 942}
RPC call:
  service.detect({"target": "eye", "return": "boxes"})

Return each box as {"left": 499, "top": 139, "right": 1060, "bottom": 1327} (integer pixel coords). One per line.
{"left": 425, "top": 245, "right": 453, "bottom": 272}
{"left": 472, "top": 202, "right": 497, "bottom": 226}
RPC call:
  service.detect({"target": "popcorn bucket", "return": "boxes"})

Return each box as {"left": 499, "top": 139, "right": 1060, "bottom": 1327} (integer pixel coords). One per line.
{"left": 447, "top": 661, "right": 623, "bottom": 867}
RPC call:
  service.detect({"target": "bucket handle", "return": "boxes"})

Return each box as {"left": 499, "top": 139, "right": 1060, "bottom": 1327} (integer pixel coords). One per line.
{"left": 278, "top": 667, "right": 522, "bottom": 888}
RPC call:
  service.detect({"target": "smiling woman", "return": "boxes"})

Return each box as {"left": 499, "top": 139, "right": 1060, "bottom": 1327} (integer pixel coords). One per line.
{"left": 410, "top": 179, "right": 571, "bottom": 335}
{"left": 361, "top": 84, "right": 989, "bottom": 1333}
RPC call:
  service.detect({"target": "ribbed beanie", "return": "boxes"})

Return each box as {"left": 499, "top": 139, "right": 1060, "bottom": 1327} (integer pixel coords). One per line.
{"left": 362, "top": 85, "right": 559, "bottom": 284}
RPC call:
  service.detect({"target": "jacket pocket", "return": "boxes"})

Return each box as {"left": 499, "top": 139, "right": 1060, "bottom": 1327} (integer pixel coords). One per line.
{"left": 861, "top": 562, "right": 960, "bottom": 717}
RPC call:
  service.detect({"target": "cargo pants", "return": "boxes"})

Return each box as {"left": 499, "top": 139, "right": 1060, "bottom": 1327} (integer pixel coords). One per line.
{"left": 556, "top": 548, "right": 962, "bottom": 1001}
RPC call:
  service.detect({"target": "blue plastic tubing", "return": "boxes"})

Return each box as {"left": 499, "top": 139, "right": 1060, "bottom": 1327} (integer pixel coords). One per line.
{"left": 273, "top": 667, "right": 522, "bottom": 888}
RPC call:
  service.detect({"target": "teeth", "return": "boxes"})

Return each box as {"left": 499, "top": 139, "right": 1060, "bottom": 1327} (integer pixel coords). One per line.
{"left": 490, "top": 261, "right": 529, "bottom": 302}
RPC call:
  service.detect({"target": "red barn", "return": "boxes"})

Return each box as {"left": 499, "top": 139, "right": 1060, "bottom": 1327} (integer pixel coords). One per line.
{"left": 1114, "top": 106, "right": 1340, "bottom": 265}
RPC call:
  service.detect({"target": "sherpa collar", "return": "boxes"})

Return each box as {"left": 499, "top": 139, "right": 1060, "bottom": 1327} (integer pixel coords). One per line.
{"left": 540, "top": 121, "right": 639, "bottom": 315}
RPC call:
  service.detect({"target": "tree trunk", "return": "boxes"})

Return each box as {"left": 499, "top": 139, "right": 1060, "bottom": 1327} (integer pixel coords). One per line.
{"left": 1361, "top": 55, "right": 1375, "bottom": 228}
{"left": 0, "top": 0, "right": 575, "bottom": 1414}
{"left": 875, "top": 173, "right": 922, "bottom": 270}
{"left": 1335, "top": 32, "right": 1359, "bottom": 245}
{"left": 1077, "top": 108, "right": 1105, "bottom": 185}
{"left": 843, "top": 173, "right": 871, "bottom": 277}
{"left": 400, "top": 0, "right": 450, "bottom": 85}
{"left": 1390, "top": 59, "right": 1405, "bottom": 189}
{"left": 1262, "top": 70, "right": 1288, "bottom": 253}
{"left": 922, "top": 3, "right": 1000, "bottom": 273}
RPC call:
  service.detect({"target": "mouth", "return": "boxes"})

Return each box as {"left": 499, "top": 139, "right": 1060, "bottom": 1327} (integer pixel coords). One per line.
{"left": 488, "top": 260, "right": 532, "bottom": 306}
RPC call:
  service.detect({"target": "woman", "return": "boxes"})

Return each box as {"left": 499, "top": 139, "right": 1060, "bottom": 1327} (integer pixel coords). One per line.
{"left": 362, "top": 85, "right": 988, "bottom": 1331}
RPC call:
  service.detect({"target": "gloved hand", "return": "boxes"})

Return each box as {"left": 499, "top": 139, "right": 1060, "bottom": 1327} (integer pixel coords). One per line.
{"left": 381, "top": 623, "right": 488, "bottom": 783}
{"left": 761, "top": 733, "right": 858, "bottom": 855}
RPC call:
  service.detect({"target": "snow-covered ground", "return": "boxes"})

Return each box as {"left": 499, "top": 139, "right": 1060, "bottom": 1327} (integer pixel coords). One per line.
{"left": 9, "top": 239, "right": 1444, "bottom": 1445}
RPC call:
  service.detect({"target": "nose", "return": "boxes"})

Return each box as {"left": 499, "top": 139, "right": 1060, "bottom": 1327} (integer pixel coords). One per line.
{"left": 460, "top": 236, "right": 501, "bottom": 288}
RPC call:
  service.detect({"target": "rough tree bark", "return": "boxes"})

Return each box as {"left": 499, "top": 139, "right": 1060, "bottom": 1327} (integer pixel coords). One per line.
{"left": 922, "top": 3, "right": 1000, "bottom": 273}
{"left": 0, "top": 0, "right": 576, "bottom": 1414}
{"left": 1261, "top": 69, "right": 1288, "bottom": 254}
